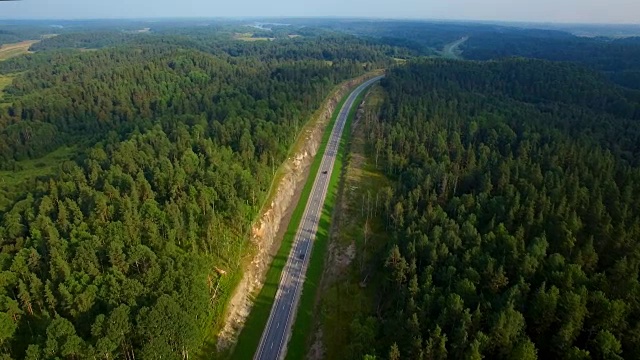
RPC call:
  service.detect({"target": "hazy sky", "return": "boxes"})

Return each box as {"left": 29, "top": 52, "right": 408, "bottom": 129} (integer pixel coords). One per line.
{"left": 0, "top": 0, "right": 638, "bottom": 24}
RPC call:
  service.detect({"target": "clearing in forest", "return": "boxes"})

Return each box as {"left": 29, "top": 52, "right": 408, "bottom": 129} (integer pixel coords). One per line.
{"left": 0, "top": 75, "right": 13, "bottom": 101}
{"left": 0, "top": 40, "right": 39, "bottom": 60}
{"left": 233, "top": 33, "right": 274, "bottom": 41}
{"left": 0, "top": 146, "right": 76, "bottom": 211}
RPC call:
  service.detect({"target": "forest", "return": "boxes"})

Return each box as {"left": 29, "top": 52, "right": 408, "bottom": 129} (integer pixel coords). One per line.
{"left": 292, "top": 19, "right": 640, "bottom": 90}
{"left": 460, "top": 29, "right": 640, "bottom": 90}
{"left": 2, "top": 18, "right": 640, "bottom": 359}
{"left": 0, "top": 24, "right": 399, "bottom": 359}
{"left": 345, "top": 59, "right": 640, "bottom": 359}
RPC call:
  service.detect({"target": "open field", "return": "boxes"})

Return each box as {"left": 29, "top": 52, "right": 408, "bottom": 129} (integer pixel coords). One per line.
{"left": 0, "top": 146, "right": 75, "bottom": 188}
{"left": 233, "top": 32, "right": 274, "bottom": 41}
{"left": 0, "top": 40, "right": 39, "bottom": 60}
{"left": 393, "top": 57, "right": 408, "bottom": 64}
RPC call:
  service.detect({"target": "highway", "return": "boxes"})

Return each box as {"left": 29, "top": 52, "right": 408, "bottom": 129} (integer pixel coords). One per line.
{"left": 254, "top": 75, "right": 383, "bottom": 360}
{"left": 442, "top": 36, "right": 469, "bottom": 59}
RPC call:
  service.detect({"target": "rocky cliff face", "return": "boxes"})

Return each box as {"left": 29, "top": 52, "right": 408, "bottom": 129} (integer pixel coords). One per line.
{"left": 216, "top": 72, "right": 381, "bottom": 351}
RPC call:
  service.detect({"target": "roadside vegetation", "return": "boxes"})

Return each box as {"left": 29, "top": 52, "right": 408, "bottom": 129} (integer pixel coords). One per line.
{"left": 0, "top": 25, "right": 397, "bottom": 359}
{"left": 312, "top": 85, "right": 393, "bottom": 359}
{"left": 285, "top": 80, "right": 379, "bottom": 360}
{"left": 231, "top": 87, "right": 353, "bottom": 360}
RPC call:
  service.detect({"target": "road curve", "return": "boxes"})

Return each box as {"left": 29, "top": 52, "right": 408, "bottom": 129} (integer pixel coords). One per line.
{"left": 254, "top": 75, "right": 384, "bottom": 360}
{"left": 443, "top": 36, "right": 469, "bottom": 59}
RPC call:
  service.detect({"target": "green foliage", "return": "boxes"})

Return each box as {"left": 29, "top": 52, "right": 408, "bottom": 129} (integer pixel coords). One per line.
{"left": 231, "top": 91, "right": 352, "bottom": 360}
{"left": 462, "top": 31, "right": 640, "bottom": 89}
{"left": 29, "top": 32, "right": 142, "bottom": 51}
{"left": 315, "top": 85, "right": 393, "bottom": 360}
{"left": 351, "top": 59, "right": 640, "bottom": 359}
{"left": 286, "top": 86, "right": 371, "bottom": 359}
{"left": 0, "top": 27, "right": 390, "bottom": 359}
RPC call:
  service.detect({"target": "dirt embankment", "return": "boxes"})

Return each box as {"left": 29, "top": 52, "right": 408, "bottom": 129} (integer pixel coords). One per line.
{"left": 216, "top": 70, "right": 384, "bottom": 351}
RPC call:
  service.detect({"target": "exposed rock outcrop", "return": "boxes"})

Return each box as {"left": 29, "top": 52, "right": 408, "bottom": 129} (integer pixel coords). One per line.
{"left": 216, "top": 71, "right": 383, "bottom": 352}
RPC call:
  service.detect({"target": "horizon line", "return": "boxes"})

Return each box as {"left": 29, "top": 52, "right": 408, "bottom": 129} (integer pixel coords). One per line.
{"left": 0, "top": 16, "right": 639, "bottom": 27}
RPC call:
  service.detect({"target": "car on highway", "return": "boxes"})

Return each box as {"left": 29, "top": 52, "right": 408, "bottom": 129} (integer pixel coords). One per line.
{"left": 298, "top": 253, "right": 305, "bottom": 260}
{"left": 322, "top": 170, "right": 328, "bottom": 174}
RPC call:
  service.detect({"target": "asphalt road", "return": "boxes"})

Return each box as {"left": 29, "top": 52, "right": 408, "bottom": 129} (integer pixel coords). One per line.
{"left": 442, "top": 36, "right": 469, "bottom": 59}
{"left": 254, "top": 75, "right": 383, "bottom": 360}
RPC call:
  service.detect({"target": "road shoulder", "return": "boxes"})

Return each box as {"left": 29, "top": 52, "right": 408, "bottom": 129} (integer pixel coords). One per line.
{"left": 225, "top": 72, "right": 382, "bottom": 360}
{"left": 307, "top": 85, "right": 393, "bottom": 360}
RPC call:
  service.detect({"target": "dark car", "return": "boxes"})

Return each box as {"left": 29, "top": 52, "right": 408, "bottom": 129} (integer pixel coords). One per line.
{"left": 298, "top": 253, "right": 305, "bottom": 260}
{"left": 322, "top": 170, "right": 328, "bottom": 174}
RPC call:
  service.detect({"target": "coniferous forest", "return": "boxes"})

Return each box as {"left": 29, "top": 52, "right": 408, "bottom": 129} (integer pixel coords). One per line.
{"left": 0, "top": 24, "right": 397, "bottom": 359}
{"left": 353, "top": 59, "right": 640, "bottom": 359}
{"left": 1, "top": 18, "right": 640, "bottom": 360}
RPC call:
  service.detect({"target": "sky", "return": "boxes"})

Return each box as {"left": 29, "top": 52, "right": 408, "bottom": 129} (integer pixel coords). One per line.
{"left": 0, "top": 0, "right": 639, "bottom": 24}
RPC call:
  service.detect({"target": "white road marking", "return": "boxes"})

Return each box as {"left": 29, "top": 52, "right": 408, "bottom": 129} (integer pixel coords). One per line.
{"left": 254, "top": 76, "right": 382, "bottom": 360}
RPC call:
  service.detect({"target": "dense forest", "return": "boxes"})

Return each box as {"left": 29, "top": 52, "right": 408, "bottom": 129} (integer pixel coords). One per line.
{"left": 23, "top": 27, "right": 407, "bottom": 65}
{"left": 0, "top": 25, "right": 56, "bottom": 47}
{"left": 0, "top": 26, "right": 395, "bottom": 358}
{"left": 286, "top": 19, "right": 640, "bottom": 90}
{"left": 27, "top": 32, "right": 143, "bottom": 51}
{"left": 347, "top": 59, "right": 640, "bottom": 359}
{"left": 4, "top": 18, "right": 640, "bottom": 360}
{"left": 461, "top": 30, "right": 640, "bottom": 90}
{"left": 0, "top": 44, "right": 375, "bottom": 167}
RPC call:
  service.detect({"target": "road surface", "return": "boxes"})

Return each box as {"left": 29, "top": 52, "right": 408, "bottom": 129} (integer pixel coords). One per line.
{"left": 442, "top": 36, "right": 469, "bottom": 59}
{"left": 254, "top": 75, "right": 383, "bottom": 360}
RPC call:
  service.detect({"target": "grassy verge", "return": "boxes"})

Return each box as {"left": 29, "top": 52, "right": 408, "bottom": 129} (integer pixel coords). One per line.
{"left": 316, "top": 86, "right": 392, "bottom": 359}
{"left": 254, "top": 71, "right": 382, "bottom": 236}
{"left": 230, "top": 89, "right": 351, "bottom": 359}
{"left": 284, "top": 85, "right": 376, "bottom": 359}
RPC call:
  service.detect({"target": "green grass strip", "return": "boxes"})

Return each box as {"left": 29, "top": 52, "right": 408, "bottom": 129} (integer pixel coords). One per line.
{"left": 285, "top": 86, "right": 372, "bottom": 359}
{"left": 230, "top": 92, "right": 351, "bottom": 360}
